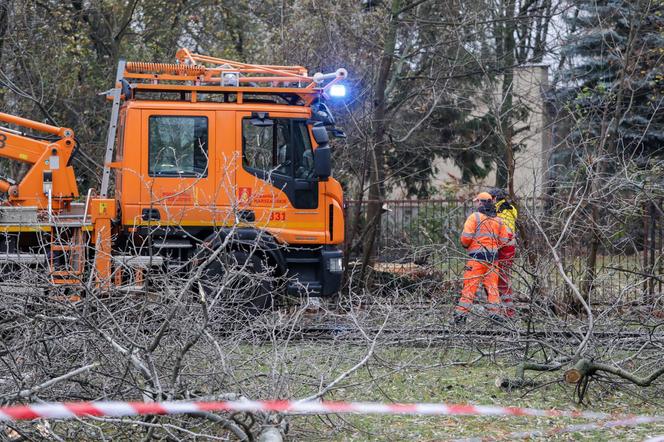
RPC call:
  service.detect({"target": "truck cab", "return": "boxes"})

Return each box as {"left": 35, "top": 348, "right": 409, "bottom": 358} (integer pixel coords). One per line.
{"left": 106, "top": 51, "right": 346, "bottom": 298}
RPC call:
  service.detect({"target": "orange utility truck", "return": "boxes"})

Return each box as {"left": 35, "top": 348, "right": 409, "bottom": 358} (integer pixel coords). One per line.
{"left": 0, "top": 49, "right": 347, "bottom": 302}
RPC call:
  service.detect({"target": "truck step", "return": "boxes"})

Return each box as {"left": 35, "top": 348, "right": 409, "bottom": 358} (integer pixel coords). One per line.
{"left": 51, "top": 278, "right": 82, "bottom": 285}
{"left": 0, "top": 253, "right": 47, "bottom": 264}
{"left": 0, "top": 284, "right": 46, "bottom": 295}
{"left": 50, "top": 245, "right": 81, "bottom": 252}
{"left": 287, "top": 282, "right": 322, "bottom": 296}
{"left": 152, "top": 240, "right": 192, "bottom": 249}
{"left": 112, "top": 255, "right": 165, "bottom": 268}
{"left": 50, "top": 270, "right": 83, "bottom": 277}
{"left": 285, "top": 257, "right": 320, "bottom": 264}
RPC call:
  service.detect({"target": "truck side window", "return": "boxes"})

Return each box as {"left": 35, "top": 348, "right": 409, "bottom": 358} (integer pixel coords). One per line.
{"left": 148, "top": 116, "right": 208, "bottom": 177}
{"left": 294, "top": 122, "right": 314, "bottom": 179}
{"left": 242, "top": 119, "right": 276, "bottom": 173}
{"left": 242, "top": 118, "right": 314, "bottom": 179}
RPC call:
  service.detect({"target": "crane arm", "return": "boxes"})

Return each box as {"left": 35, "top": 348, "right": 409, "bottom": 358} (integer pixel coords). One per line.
{"left": 0, "top": 112, "right": 79, "bottom": 209}
{"left": 0, "top": 125, "right": 52, "bottom": 163}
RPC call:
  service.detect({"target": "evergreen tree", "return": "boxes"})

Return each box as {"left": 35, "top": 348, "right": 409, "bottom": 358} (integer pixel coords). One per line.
{"left": 547, "top": 0, "right": 664, "bottom": 302}
{"left": 556, "top": 0, "right": 664, "bottom": 167}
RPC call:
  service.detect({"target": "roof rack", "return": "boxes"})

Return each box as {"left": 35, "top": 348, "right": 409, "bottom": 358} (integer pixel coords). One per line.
{"left": 117, "top": 48, "right": 347, "bottom": 105}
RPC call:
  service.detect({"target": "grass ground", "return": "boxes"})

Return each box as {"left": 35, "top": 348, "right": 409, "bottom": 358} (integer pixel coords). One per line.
{"left": 286, "top": 345, "right": 664, "bottom": 441}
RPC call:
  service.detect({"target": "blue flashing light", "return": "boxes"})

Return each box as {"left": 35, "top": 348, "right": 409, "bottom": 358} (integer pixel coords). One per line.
{"left": 329, "top": 84, "right": 346, "bottom": 98}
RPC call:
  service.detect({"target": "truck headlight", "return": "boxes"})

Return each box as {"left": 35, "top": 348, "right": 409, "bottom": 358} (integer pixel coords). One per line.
{"left": 328, "top": 257, "right": 343, "bottom": 273}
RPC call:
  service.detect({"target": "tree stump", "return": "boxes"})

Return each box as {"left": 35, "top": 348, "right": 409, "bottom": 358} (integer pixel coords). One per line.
{"left": 564, "top": 359, "right": 594, "bottom": 384}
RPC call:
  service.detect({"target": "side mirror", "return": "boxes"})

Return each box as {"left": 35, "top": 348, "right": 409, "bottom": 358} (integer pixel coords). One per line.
{"left": 312, "top": 126, "right": 331, "bottom": 180}
{"left": 314, "top": 146, "right": 331, "bottom": 181}
{"left": 311, "top": 102, "right": 336, "bottom": 127}
{"left": 311, "top": 126, "right": 329, "bottom": 144}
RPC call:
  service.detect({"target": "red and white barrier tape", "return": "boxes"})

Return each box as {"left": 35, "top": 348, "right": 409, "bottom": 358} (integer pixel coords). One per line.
{"left": 0, "top": 399, "right": 657, "bottom": 422}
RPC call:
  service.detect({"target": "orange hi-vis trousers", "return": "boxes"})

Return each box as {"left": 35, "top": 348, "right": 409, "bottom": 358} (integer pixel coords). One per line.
{"left": 455, "top": 259, "right": 501, "bottom": 315}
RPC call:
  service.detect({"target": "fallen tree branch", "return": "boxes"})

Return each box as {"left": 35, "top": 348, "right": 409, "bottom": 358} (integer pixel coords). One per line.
{"left": 186, "top": 411, "right": 249, "bottom": 441}
{"left": 496, "top": 361, "right": 564, "bottom": 390}
{"left": 12, "top": 363, "right": 99, "bottom": 399}
{"left": 565, "top": 358, "right": 664, "bottom": 387}
{"left": 297, "top": 308, "right": 389, "bottom": 403}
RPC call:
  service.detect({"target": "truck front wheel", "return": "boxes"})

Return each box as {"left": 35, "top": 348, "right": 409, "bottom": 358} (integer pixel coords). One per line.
{"left": 199, "top": 249, "right": 274, "bottom": 319}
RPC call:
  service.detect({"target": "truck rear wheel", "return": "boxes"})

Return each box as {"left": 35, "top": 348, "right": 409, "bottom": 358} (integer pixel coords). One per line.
{"left": 200, "top": 249, "right": 274, "bottom": 318}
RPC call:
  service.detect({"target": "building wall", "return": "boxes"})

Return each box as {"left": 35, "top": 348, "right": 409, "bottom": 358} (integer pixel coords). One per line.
{"left": 391, "top": 65, "right": 553, "bottom": 199}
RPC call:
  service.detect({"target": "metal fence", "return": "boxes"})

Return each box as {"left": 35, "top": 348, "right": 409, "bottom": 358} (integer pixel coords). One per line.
{"left": 344, "top": 199, "right": 663, "bottom": 304}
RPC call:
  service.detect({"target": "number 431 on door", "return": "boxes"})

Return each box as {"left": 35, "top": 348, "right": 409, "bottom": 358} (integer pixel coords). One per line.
{"left": 269, "top": 211, "right": 286, "bottom": 221}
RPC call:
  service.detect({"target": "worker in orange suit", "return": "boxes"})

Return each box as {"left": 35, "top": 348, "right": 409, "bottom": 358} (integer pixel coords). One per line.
{"left": 489, "top": 188, "right": 518, "bottom": 318}
{"left": 451, "top": 192, "right": 513, "bottom": 325}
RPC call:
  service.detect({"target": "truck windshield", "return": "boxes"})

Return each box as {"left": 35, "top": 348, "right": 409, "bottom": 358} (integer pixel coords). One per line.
{"left": 242, "top": 118, "right": 314, "bottom": 179}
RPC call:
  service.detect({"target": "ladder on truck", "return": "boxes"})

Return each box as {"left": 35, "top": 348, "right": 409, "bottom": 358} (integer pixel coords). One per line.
{"left": 49, "top": 226, "right": 85, "bottom": 284}
{"left": 47, "top": 189, "right": 92, "bottom": 285}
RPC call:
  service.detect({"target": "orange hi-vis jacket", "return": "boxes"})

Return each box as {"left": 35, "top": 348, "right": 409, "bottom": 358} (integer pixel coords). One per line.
{"left": 460, "top": 212, "right": 513, "bottom": 261}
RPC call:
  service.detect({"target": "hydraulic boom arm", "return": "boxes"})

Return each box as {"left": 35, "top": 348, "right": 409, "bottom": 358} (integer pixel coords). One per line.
{"left": 0, "top": 112, "right": 79, "bottom": 210}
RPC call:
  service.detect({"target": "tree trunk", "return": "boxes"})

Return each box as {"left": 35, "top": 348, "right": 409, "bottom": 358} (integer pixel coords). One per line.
{"left": 360, "top": 0, "right": 402, "bottom": 281}
{"left": 580, "top": 216, "right": 599, "bottom": 301}
{"left": 494, "top": 0, "right": 516, "bottom": 194}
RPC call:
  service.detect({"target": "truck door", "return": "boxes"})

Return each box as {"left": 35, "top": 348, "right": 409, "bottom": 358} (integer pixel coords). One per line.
{"left": 236, "top": 112, "right": 325, "bottom": 243}
{"left": 139, "top": 110, "right": 215, "bottom": 224}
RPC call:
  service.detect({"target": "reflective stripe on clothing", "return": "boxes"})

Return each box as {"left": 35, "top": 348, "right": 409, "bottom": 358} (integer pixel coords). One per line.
{"left": 460, "top": 211, "right": 513, "bottom": 256}
{"left": 464, "top": 232, "right": 511, "bottom": 242}
{"left": 455, "top": 259, "right": 501, "bottom": 314}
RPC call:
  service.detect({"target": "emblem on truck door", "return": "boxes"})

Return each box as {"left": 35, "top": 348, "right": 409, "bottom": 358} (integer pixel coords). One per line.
{"left": 238, "top": 187, "right": 252, "bottom": 204}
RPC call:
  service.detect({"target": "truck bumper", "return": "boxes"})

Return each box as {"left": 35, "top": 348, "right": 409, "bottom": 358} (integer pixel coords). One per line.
{"left": 285, "top": 245, "right": 343, "bottom": 297}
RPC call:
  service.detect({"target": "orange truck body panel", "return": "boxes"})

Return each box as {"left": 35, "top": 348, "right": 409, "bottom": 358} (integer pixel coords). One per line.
{"left": 91, "top": 199, "right": 116, "bottom": 287}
